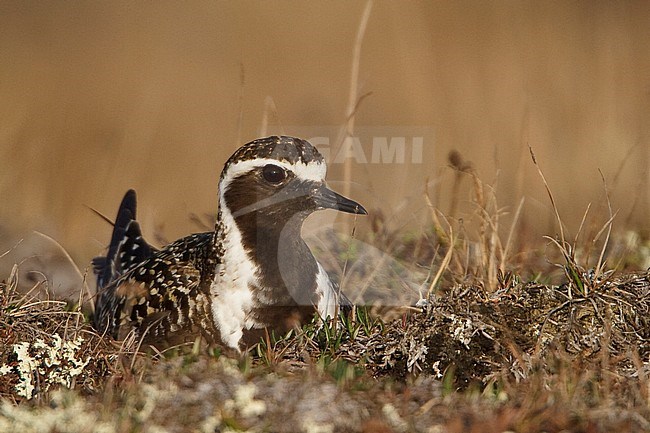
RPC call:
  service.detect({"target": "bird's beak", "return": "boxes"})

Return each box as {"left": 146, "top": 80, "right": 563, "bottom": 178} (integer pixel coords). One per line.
{"left": 312, "top": 184, "right": 368, "bottom": 215}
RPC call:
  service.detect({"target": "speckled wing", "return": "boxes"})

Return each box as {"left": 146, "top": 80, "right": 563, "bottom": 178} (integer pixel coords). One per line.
{"left": 95, "top": 232, "right": 217, "bottom": 341}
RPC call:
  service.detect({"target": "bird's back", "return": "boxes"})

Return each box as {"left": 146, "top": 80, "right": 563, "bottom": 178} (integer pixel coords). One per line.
{"left": 93, "top": 190, "right": 218, "bottom": 343}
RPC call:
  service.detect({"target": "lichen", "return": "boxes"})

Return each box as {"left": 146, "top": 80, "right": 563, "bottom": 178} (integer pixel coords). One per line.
{"left": 0, "top": 334, "right": 90, "bottom": 399}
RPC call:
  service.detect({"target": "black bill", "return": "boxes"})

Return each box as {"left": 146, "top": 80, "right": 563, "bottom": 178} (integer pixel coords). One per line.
{"left": 313, "top": 184, "right": 368, "bottom": 215}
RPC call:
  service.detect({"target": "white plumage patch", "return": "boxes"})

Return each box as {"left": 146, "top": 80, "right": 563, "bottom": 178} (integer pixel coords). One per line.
{"left": 222, "top": 157, "right": 327, "bottom": 186}
{"left": 315, "top": 263, "right": 338, "bottom": 320}
{"left": 209, "top": 192, "right": 259, "bottom": 349}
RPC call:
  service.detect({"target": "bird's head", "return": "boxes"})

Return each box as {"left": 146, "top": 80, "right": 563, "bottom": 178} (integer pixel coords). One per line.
{"left": 219, "top": 136, "right": 367, "bottom": 223}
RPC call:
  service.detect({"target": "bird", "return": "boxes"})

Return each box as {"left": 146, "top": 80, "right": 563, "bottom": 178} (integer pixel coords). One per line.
{"left": 92, "top": 136, "right": 367, "bottom": 351}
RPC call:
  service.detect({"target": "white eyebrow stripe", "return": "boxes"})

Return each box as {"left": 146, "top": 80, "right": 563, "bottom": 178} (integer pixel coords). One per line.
{"left": 222, "top": 158, "right": 327, "bottom": 186}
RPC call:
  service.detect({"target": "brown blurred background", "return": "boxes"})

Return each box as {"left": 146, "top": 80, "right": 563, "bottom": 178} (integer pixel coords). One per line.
{"left": 1, "top": 1, "right": 649, "bottom": 295}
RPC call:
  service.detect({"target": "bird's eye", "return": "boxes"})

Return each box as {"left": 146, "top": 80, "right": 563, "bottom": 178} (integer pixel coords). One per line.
{"left": 262, "top": 164, "right": 286, "bottom": 184}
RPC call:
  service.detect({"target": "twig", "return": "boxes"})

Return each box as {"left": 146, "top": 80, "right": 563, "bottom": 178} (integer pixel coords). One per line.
{"left": 529, "top": 146, "right": 566, "bottom": 245}
{"left": 594, "top": 169, "right": 615, "bottom": 279}
{"left": 32, "top": 230, "right": 85, "bottom": 285}
{"left": 342, "top": 0, "right": 373, "bottom": 199}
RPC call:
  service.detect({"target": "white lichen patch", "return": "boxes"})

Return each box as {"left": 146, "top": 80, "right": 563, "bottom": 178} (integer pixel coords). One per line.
{"left": 302, "top": 419, "right": 334, "bottom": 433}
{"left": 382, "top": 403, "right": 408, "bottom": 433}
{"left": 223, "top": 383, "right": 267, "bottom": 418}
{"left": 0, "top": 334, "right": 90, "bottom": 399}
{"left": 431, "top": 360, "right": 443, "bottom": 379}
{"left": 406, "top": 336, "right": 428, "bottom": 372}
{"left": 200, "top": 415, "right": 222, "bottom": 433}
{"left": 0, "top": 390, "right": 115, "bottom": 433}
{"left": 449, "top": 314, "right": 474, "bottom": 349}
{"left": 135, "top": 384, "right": 163, "bottom": 423}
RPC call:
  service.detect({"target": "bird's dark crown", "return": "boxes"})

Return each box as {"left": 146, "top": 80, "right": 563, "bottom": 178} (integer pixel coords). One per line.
{"left": 221, "top": 136, "right": 324, "bottom": 179}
